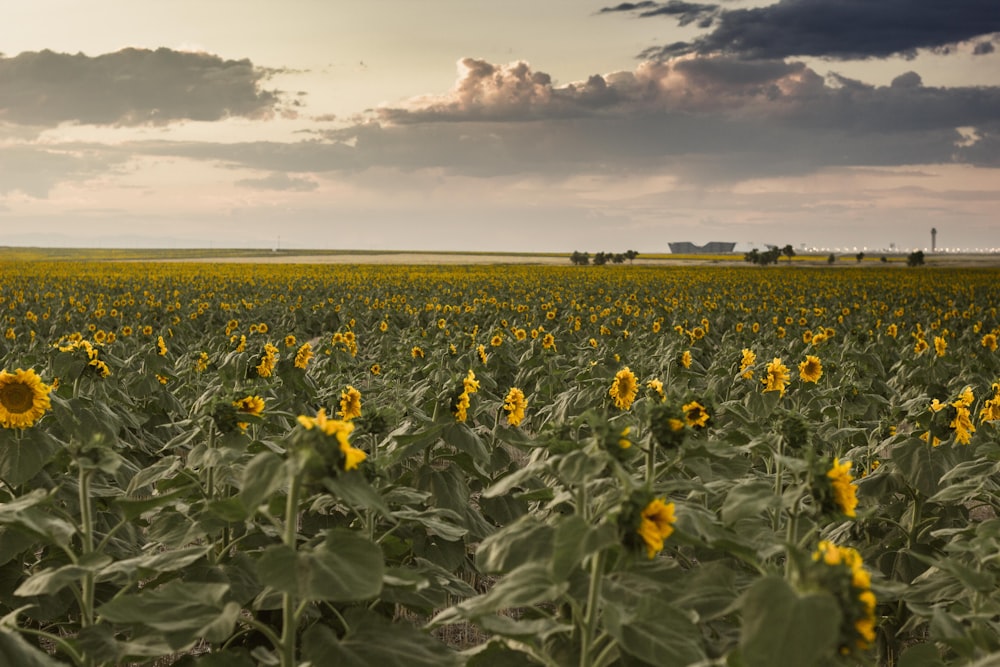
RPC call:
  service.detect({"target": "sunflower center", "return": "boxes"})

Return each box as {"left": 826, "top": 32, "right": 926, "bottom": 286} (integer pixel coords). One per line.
{"left": 0, "top": 382, "right": 35, "bottom": 414}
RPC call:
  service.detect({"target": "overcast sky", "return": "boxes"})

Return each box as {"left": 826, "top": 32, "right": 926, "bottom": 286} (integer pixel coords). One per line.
{"left": 2, "top": 0, "right": 999, "bottom": 252}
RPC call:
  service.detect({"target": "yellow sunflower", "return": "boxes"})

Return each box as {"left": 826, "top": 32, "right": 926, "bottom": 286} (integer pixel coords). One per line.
{"left": 762, "top": 357, "right": 790, "bottom": 395}
{"left": 502, "top": 387, "right": 527, "bottom": 427}
{"left": 799, "top": 355, "right": 823, "bottom": 383}
{"left": 0, "top": 368, "right": 52, "bottom": 429}
{"left": 827, "top": 458, "right": 858, "bottom": 517}
{"left": 637, "top": 498, "right": 676, "bottom": 559}
{"left": 609, "top": 367, "right": 638, "bottom": 411}
{"left": 338, "top": 385, "right": 362, "bottom": 421}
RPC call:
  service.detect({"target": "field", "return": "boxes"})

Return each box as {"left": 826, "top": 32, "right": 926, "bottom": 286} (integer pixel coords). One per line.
{"left": 1, "top": 250, "right": 1000, "bottom": 666}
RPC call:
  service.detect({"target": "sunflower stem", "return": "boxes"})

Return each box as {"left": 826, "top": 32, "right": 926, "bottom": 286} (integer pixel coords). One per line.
{"left": 645, "top": 444, "right": 656, "bottom": 486}
{"left": 579, "top": 549, "right": 605, "bottom": 667}
{"left": 279, "top": 461, "right": 303, "bottom": 667}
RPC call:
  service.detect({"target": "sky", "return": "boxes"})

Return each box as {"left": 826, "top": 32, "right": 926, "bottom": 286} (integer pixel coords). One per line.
{"left": 1, "top": 0, "right": 999, "bottom": 253}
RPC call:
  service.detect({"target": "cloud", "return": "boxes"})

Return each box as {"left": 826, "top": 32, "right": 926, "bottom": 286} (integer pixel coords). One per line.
{"left": 0, "top": 144, "right": 129, "bottom": 197}
{"left": 21, "top": 56, "right": 1000, "bottom": 192}
{"left": 0, "top": 48, "right": 285, "bottom": 127}
{"left": 603, "top": 0, "right": 1000, "bottom": 61}
{"left": 236, "top": 172, "right": 318, "bottom": 191}
{"left": 599, "top": 0, "right": 718, "bottom": 27}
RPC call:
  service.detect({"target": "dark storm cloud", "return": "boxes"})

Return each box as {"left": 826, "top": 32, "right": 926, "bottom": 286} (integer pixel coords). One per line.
{"left": 605, "top": 0, "right": 1000, "bottom": 60}
{"left": 599, "top": 0, "right": 718, "bottom": 27}
{"left": 0, "top": 48, "right": 285, "bottom": 127}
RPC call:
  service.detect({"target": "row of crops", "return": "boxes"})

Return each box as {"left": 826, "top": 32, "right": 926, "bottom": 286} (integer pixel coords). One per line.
{"left": 1, "top": 260, "right": 999, "bottom": 666}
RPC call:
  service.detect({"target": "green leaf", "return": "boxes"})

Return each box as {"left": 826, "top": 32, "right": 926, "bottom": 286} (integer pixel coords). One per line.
{"left": 601, "top": 578, "right": 706, "bottom": 667}
{"left": 892, "top": 437, "right": 942, "bottom": 497}
{"left": 898, "top": 642, "right": 945, "bottom": 667}
{"left": 323, "top": 469, "right": 391, "bottom": 517}
{"left": 302, "top": 611, "right": 462, "bottom": 667}
{"left": 0, "top": 629, "right": 66, "bottom": 667}
{"left": 0, "top": 429, "right": 61, "bottom": 486}
{"left": 97, "top": 581, "right": 239, "bottom": 650}
{"left": 256, "top": 530, "right": 384, "bottom": 602}
{"left": 98, "top": 545, "right": 211, "bottom": 583}
{"left": 435, "top": 563, "right": 567, "bottom": 623}
{"left": 238, "top": 451, "right": 286, "bottom": 513}
{"left": 721, "top": 480, "right": 780, "bottom": 524}
{"left": 15, "top": 552, "right": 111, "bottom": 596}
{"left": 308, "top": 529, "right": 385, "bottom": 601}
{"left": 550, "top": 516, "right": 617, "bottom": 582}
{"left": 475, "top": 516, "right": 554, "bottom": 574}
{"left": 738, "top": 575, "right": 840, "bottom": 667}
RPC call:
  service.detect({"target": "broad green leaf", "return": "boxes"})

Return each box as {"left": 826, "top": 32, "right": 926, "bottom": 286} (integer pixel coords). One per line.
{"left": 550, "top": 516, "right": 617, "bottom": 582}
{"left": 601, "top": 577, "right": 706, "bottom": 667}
{"left": 302, "top": 612, "right": 462, "bottom": 667}
{"left": 323, "top": 468, "right": 391, "bottom": 516}
{"left": 256, "top": 530, "right": 384, "bottom": 602}
{"left": 238, "top": 451, "right": 285, "bottom": 512}
{"left": 892, "top": 438, "right": 942, "bottom": 497}
{"left": 0, "top": 629, "right": 65, "bottom": 667}
{"left": 0, "top": 429, "right": 61, "bottom": 486}
{"left": 16, "top": 552, "right": 111, "bottom": 596}
{"left": 720, "top": 480, "right": 780, "bottom": 524}
{"left": 739, "top": 575, "right": 840, "bottom": 667}
{"left": 475, "top": 516, "right": 554, "bottom": 574}
{"left": 97, "top": 581, "right": 239, "bottom": 649}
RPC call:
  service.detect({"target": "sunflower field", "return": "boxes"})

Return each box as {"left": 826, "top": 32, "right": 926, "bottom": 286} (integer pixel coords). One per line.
{"left": 1, "top": 258, "right": 1000, "bottom": 667}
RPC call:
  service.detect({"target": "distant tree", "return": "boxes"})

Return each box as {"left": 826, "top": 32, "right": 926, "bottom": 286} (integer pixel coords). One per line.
{"left": 759, "top": 247, "right": 782, "bottom": 265}
{"left": 625, "top": 249, "right": 639, "bottom": 264}
{"left": 570, "top": 251, "right": 590, "bottom": 266}
{"left": 828, "top": 253, "right": 836, "bottom": 264}
{"left": 782, "top": 244, "right": 796, "bottom": 264}
{"left": 612, "top": 253, "right": 625, "bottom": 264}
{"left": 744, "top": 248, "right": 760, "bottom": 264}
{"left": 856, "top": 252, "right": 865, "bottom": 263}
{"left": 880, "top": 255, "right": 888, "bottom": 263}
{"left": 593, "top": 252, "right": 609, "bottom": 266}
{"left": 907, "top": 250, "right": 925, "bottom": 267}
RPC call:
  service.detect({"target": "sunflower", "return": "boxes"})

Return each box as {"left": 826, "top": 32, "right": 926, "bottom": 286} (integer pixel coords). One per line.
{"left": 411, "top": 346, "right": 424, "bottom": 359}
{"left": 811, "top": 541, "right": 877, "bottom": 653}
{"left": 680, "top": 350, "right": 692, "bottom": 369}
{"left": 294, "top": 342, "right": 314, "bottom": 369}
{"left": 156, "top": 335, "right": 168, "bottom": 356}
{"left": 739, "top": 348, "right": 756, "bottom": 379}
{"left": 646, "top": 378, "right": 665, "bottom": 402}
{"left": 799, "top": 355, "right": 823, "bottom": 383}
{"left": 541, "top": 333, "right": 556, "bottom": 350}
{"left": 762, "top": 357, "right": 790, "bottom": 395}
{"left": 297, "top": 408, "right": 366, "bottom": 471}
{"left": 609, "top": 367, "right": 638, "bottom": 411}
{"left": 502, "top": 387, "right": 527, "bottom": 427}
{"left": 933, "top": 335, "right": 947, "bottom": 357}
{"left": 827, "top": 458, "right": 858, "bottom": 517}
{"left": 682, "top": 400, "right": 710, "bottom": 429}
{"left": 338, "top": 385, "right": 362, "bottom": 421}
{"left": 637, "top": 498, "right": 676, "bottom": 559}
{"left": 0, "top": 368, "right": 52, "bottom": 429}
{"left": 983, "top": 333, "right": 998, "bottom": 352}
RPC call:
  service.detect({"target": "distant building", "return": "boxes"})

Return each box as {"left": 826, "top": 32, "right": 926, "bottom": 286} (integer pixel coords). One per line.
{"left": 668, "top": 241, "right": 738, "bottom": 254}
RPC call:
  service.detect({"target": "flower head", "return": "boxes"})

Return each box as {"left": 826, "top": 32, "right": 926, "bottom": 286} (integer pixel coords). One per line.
{"left": 297, "top": 408, "right": 366, "bottom": 471}
{"left": 739, "top": 348, "right": 756, "bottom": 379}
{"left": 338, "top": 385, "right": 362, "bottom": 421}
{"left": 762, "top": 357, "right": 790, "bottom": 396}
{"left": 682, "top": 400, "right": 710, "bottom": 429}
{"left": 502, "top": 387, "right": 527, "bottom": 427}
{"left": 799, "top": 355, "right": 823, "bottom": 383}
{"left": 827, "top": 458, "right": 858, "bottom": 518}
{"left": 609, "top": 367, "right": 638, "bottom": 411}
{"left": 0, "top": 368, "right": 52, "bottom": 429}
{"left": 294, "top": 342, "right": 314, "bottom": 369}
{"left": 637, "top": 498, "right": 676, "bottom": 559}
